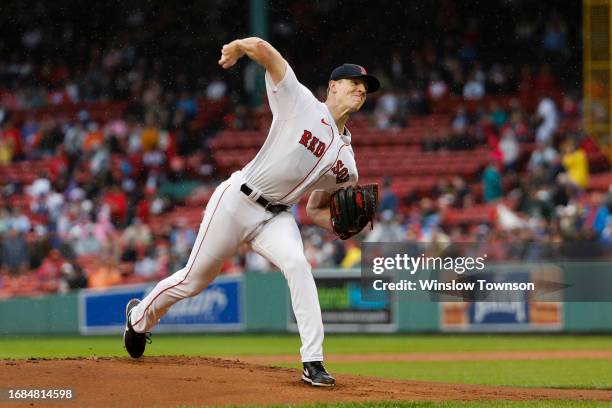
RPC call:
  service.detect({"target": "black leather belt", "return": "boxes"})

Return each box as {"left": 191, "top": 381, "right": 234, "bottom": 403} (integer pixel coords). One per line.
{"left": 240, "top": 184, "right": 289, "bottom": 214}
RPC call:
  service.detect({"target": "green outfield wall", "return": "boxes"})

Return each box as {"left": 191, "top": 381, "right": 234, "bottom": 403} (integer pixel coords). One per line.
{"left": 0, "top": 292, "right": 79, "bottom": 334}
{"left": 244, "top": 271, "right": 289, "bottom": 331}
{"left": 1, "top": 271, "right": 611, "bottom": 335}
{"left": 564, "top": 302, "right": 612, "bottom": 331}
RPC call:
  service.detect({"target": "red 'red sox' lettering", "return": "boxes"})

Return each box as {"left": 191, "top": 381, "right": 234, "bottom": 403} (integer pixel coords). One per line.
{"left": 331, "top": 160, "right": 349, "bottom": 183}
{"left": 298, "top": 130, "right": 325, "bottom": 158}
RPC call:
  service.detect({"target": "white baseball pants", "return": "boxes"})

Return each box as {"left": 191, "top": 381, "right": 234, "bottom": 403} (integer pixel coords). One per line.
{"left": 129, "top": 171, "right": 325, "bottom": 362}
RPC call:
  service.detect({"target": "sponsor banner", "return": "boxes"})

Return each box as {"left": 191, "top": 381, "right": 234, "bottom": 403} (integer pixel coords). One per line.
{"left": 79, "top": 275, "right": 243, "bottom": 334}
{"left": 288, "top": 269, "right": 395, "bottom": 333}
{"left": 440, "top": 301, "right": 563, "bottom": 332}
{"left": 438, "top": 264, "right": 562, "bottom": 331}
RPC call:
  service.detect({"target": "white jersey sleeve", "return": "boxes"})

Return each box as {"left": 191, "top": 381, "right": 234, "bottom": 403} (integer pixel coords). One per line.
{"left": 265, "top": 63, "right": 317, "bottom": 120}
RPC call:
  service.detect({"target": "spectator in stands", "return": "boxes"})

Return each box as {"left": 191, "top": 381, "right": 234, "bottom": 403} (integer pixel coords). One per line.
{"left": 431, "top": 178, "right": 453, "bottom": 201}
{"left": 528, "top": 143, "right": 559, "bottom": 173}
{"left": 317, "top": 236, "right": 341, "bottom": 268}
{"left": 0, "top": 132, "right": 12, "bottom": 164}
{"left": 27, "top": 172, "right": 52, "bottom": 198}
{"left": 534, "top": 95, "right": 559, "bottom": 146}
{"left": 378, "top": 178, "right": 399, "bottom": 214}
{"left": 58, "top": 262, "right": 88, "bottom": 293}
{"left": 8, "top": 207, "right": 30, "bottom": 234}
{"left": 0, "top": 207, "right": 9, "bottom": 236}
{"left": 463, "top": 72, "right": 485, "bottom": 100}
{"left": 487, "top": 63, "right": 510, "bottom": 93}
{"left": 56, "top": 205, "right": 78, "bottom": 241}
{"left": 508, "top": 107, "right": 529, "bottom": 142}
{"left": 93, "top": 206, "right": 119, "bottom": 247}
{"left": 482, "top": 159, "right": 503, "bottom": 202}
{"left": 601, "top": 217, "right": 612, "bottom": 244}
{"left": 451, "top": 105, "right": 470, "bottom": 133}
{"left": 451, "top": 176, "right": 471, "bottom": 208}
{"left": 140, "top": 112, "right": 160, "bottom": 152}
{"left": 142, "top": 145, "right": 166, "bottom": 172}
{"left": 374, "top": 91, "right": 403, "bottom": 129}
{"left": 103, "top": 185, "right": 129, "bottom": 226}
{"left": 133, "top": 245, "right": 159, "bottom": 281}
{"left": 28, "top": 229, "right": 51, "bottom": 270}
{"left": 303, "top": 239, "right": 321, "bottom": 269}
{"left": 340, "top": 240, "right": 361, "bottom": 269}
{"left": 550, "top": 173, "right": 574, "bottom": 208}
{"left": 154, "top": 240, "right": 171, "bottom": 277}
{"left": 584, "top": 192, "right": 610, "bottom": 237}
{"left": 499, "top": 128, "right": 519, "bottom": 172}
{"left": 121, "top": 217, "right": 153, "bottom": 248}
{"left": 37, "top": 248, "right": 65, "bottom": 291}
{"left": 489, "top": 102, "right": 508, "bottom": 128}
{"left": 82, "top": 122, "right": 105, "bottom": 155}
{"left": 0, "top": 117, "right": 24, "bottom": 161}
{"left": 89, "top": 141, "right": 110, "bottom": 177}
{"left": 169, "top": 217, "right": 195, "bottom": 268}
{"left": 366, "top": 210, "right": 405, "bottom": 242}
{"left": 71, "top": 223, "right": 102, "bottom": 256}
{"left": 206, "top": 76, "right": 228, "bottom": 100}
{"left": 427, "top": 72, "right": 448, "bottom": 100}
{"left": 219, "top": 254, "right": 244, "bottom": 274}
{"left": 1, "top": 228, "right": 29, "bottom": 276}
{"left": 519, "top": 186, "right": 554, "bottom": 222}
{"left": 176, "top": 90, "right": 198, "bottom": 121}
{"left": 39, "top": 189, "right": 64, "bottom": 221}
{"left": 104, "top": 117, "right": 130, "bottom": 150}
{"left": 417, "top": 197, "right": 441, "bottom": 235}
{"left": 561, "top": 138, "right": 589, "bottom": 189}
{"left": 88, "top": 255, "right": 123, "bottom": 288}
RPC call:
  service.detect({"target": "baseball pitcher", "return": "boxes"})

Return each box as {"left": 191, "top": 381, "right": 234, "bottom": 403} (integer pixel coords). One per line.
{"left": 124, "top": 37, "right": 379, "bottom": 387}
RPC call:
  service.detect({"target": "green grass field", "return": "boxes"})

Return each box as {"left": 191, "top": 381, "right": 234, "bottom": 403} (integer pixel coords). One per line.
{"left": 261, "top": 403, "right": 612, "bottom": 408}
{"left": 2, "top": 333, "right": 611, "bottom": 358}
{"left": 314, "top": 359, "right": 612, "bottom": 388}
{"left": 1, "top": 334, "right": 611, "bottom": 407}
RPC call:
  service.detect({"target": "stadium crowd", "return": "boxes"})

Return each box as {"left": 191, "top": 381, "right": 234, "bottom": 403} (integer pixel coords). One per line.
{"left": 0, "top": 0, "right": 610, "bottom": 297}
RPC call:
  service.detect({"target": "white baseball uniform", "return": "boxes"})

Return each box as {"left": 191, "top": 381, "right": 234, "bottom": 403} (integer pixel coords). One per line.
{"left": 129, "top": 62, "right": 357, "bottom": 362}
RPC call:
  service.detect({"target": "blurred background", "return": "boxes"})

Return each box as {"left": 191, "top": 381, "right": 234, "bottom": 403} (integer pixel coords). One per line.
{"left": 0, "top": 0, "right": 611, "bottom": 334}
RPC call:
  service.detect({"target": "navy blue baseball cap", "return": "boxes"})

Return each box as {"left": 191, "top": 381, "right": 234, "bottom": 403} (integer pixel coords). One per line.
{"left": 329, "top": 63, "right": 380, "bottom": 93}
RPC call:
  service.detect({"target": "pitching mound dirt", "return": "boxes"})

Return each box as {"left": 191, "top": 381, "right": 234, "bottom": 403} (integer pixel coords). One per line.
{"left": 1, "top": 356, "right": 610, "bottom": 407}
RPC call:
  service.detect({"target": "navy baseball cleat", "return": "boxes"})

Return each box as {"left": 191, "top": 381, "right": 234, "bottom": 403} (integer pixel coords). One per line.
{"left": 301, "top": 361, "right": 335, "bottom": 387}
{"left": 123, "top": 298, "right": 151, "bottom": 358}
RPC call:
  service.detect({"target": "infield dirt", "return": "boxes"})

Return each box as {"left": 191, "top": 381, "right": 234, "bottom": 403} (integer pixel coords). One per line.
{"left": 1, "top": 354, "right": 611, "bottom": 407}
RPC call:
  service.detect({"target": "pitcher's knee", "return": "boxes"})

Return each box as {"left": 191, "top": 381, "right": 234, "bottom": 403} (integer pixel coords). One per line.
{"left": 183, "top": 279, "right": 209, "bottom": 297}
{"left": 282, "top": 254, "right": 311, "bottom": 275}
{"left": 172, "top": 272, "right": 208, "bottom": 298}
{"left": 177, "top": 258, "right": 222, "bottom": 297}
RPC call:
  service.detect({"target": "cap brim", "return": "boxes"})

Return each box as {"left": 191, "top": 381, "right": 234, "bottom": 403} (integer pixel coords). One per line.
{"left": 345, "top": 74, "right": 380, "bottom": 93}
